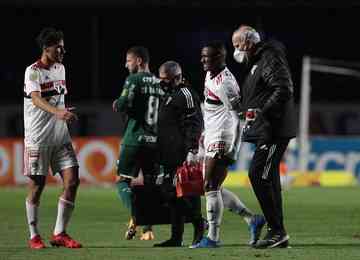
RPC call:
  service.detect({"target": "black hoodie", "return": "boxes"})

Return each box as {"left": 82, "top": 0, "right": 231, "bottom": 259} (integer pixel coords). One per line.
{"left": 240, "top": 39, "right": 297, "bottom": 144}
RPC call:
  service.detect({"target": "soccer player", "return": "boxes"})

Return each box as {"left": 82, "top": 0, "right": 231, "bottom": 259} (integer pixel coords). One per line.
{"left": 197, "top": 131, "right": 266, "bottom": 247}
{"left": 112, "top": 46, "right": 163, "bottom": 241}
{"left": 24, "top": 27, "right": 81, "bottom": 249}
{"left": 191, "top": 41, "right": 265, "bottom": 248}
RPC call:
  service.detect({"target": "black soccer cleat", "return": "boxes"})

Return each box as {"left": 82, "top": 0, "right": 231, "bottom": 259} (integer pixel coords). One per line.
{"left": 253, "top": 229, "right": 290, "bottom": 249}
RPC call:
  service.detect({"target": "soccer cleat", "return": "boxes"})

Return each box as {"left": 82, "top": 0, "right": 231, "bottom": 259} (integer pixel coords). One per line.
{"left": 189, "top": 237, "right": 219, "bottom": 249}
{"left": 153, "top": 239, "right": 183, "bottom": 247}
{"left": 248, "top": 214, "right": 266, "bottom": 246}
{"left": 254, "top": 229, "right": 289, "bottom": 249}
{"left": 50, "top": 232, "right": 82, "bottom": 248}
{"left": 29, "top": 235, "right": 46, "bottom": 249}
{"left": 140, "top": 230, "right": 155, "bottom": 241}
{"left": 125, "top": 218, "right": 137, "bottom": 240}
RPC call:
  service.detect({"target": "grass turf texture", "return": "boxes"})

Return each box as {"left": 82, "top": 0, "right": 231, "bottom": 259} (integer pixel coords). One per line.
{"left": 1, "top": 186, "right": 360, "bottom": 260}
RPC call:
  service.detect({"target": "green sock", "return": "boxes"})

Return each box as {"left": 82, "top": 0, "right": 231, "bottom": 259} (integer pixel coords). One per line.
{"left": 142, "top": 225, "right": 152, "bottom": 233}
{"left": 116, "top": 181, "right": 133, "bottom": 212}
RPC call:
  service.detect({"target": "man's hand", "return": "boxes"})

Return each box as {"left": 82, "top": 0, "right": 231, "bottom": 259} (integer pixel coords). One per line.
{"left": 112, "top": 100, "right": 118, "bottom": 112}
{"left": 55, "top": 107, "right": 78, "bottom": 123}
{"left": 185, "top": 149, "right": 198, "bottom": 166}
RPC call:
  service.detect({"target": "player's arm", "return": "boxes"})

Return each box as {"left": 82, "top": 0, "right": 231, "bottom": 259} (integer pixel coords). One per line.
{"left": 31, "top": 92, "right": 77, "bottom": 122}
{"left": 25, "top": 67, "right": 76, "bottom": 122}
{"left": 177, "top": 89, "right": 203, "bottom": 164}
{"left": 113, "top": 77, "right": 136, "bottom": 113}
{"left": 219, "top": 79, "right": 242, "bottom": 157}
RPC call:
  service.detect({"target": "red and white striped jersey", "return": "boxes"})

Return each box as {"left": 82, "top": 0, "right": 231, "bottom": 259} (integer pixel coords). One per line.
{"left": 23, "top": 60, "right": 71, "bottom": 146}
{"left": 203, "top": 67, "right": 240, "bottom": 141}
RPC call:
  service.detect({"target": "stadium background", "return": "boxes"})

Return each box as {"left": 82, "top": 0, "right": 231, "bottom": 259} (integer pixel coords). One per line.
{"left": 1, "top": 1, "right": 360, "bottom": 187}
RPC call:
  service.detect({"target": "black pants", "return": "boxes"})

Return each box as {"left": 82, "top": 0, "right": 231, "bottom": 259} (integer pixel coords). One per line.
{"left": 161, "top": 166, "right": 203, "bottom": 241}
{"left": 248, "top": 139, "right": 289, "bottom": 233}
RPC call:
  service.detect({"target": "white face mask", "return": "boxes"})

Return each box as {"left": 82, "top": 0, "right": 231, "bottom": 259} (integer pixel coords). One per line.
{"left": 233, "top": 48, "right": 247, "bottom": 63}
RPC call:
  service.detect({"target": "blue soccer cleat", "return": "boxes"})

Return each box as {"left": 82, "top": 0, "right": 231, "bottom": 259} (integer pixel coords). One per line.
{"left": 189, "top": 237, "right": 220, "bottom": 249}
{"left": 249, "top": 214, "right": 266, "bottom": 246}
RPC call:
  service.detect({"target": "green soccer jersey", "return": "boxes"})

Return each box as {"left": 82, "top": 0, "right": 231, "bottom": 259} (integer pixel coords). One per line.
{"left": 115, "top": 72, "right": 164, "bottom": 146}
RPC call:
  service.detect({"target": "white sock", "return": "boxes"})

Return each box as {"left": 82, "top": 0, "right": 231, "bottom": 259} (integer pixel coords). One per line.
{"left": 206, "top": 190, "right": 223, "bottom": 241}
{"left": 221, "top": 188, "right": 253, "bottom": 225}
{"left": 26, "top": 200, "right": 39, "bottom": 239}
{"left": 53, "top": 197, "right": 75, "bottom": 236}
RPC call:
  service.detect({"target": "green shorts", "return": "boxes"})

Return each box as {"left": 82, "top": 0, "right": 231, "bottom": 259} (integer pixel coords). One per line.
{"left": 117, "top": 145, "right": 159, "bottom": 179}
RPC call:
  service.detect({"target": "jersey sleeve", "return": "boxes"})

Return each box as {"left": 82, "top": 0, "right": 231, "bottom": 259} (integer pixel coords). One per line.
{"left": 218, "top": 76, "right": 241, "bottom": 111}
{"left": 24, "top": 67, "right": 41, "bottom": 96}
{"left": 177, "top": 88, "right": 203, "bottom": 152}
{"left": 115, "top": 75, "right": 137, "bottom": 113}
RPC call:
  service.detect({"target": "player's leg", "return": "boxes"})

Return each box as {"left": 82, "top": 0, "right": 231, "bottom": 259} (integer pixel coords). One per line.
{"left": 24, "top": 146, "right": 49, "bottom": 249}
{"left": 50, "top": 143, "right": 81, "bottom": 248}
{"left": 221, "top": 187, "right": 254, "bottom": 221}
{"left": 115, "top": 175, "right": 133, "bottom": 215}
{"left": 190, "top": 155, "right": 228, "bottom": 249}
{"left": 115, "top": 145, "right": 141, "bottom": 239}
{"left": 221, "top": 188, "right": 266, "bottom": 245}
{"left": 26, "top": 175, "right": 46, "bottom": 249}
{"left": 204, "top": 156, "right": 227, "bottom": 241}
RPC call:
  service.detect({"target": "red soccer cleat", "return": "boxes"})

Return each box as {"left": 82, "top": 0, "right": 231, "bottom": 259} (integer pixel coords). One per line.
{"left": 50, "top": 232, "right": 82, "bottom": 248}
{"left": 29, "top": 235, "right": 46, "bottom": 249}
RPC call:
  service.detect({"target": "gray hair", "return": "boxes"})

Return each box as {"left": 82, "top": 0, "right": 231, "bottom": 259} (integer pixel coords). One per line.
{"left": 159, "top": 60, "right": 182, "bottom": 76}
{"left": 235, "top": 25, "right": 261, "bottom": 44}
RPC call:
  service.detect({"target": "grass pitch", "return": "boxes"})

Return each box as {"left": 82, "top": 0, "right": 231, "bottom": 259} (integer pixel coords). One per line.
{"left": 0, "top": 186, "right": 359, "bottom": 260}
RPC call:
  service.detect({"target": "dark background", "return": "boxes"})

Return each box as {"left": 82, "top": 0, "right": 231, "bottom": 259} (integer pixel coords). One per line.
{"left": 1, "top": 1, "right": 360, "bottom": 106}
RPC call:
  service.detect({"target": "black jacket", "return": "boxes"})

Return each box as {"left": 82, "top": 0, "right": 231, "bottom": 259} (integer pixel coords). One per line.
{"left": 158, "top": 84, "right": 203, "bottom": 167}
{"left": 240, "top": 39, "right": 297, "bottom": 143}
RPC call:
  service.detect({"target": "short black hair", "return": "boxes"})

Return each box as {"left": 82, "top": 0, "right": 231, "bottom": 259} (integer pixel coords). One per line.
{"left": 127, "top": 46, "right": 150, "bottom": 64}
{"left": 203, "top": 40, "right": 227, "bottom": 57}
{"left": 36, "top": 27, "right": 64, "bottom": 50}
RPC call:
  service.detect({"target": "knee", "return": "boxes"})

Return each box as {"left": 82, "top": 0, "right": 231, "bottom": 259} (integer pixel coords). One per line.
{"left": 204, "top": 180, "right": 218, "bottom": 192}
{"left": 28, "top": 177, "right": 46, "bottom": 203}
{"left": 248, "top": 170, "right": 272, "bottom": 187}
{"left": 66, "top": 177, "right": 80, "bottom": 191}
{"left": 116, "top": 175, "right": 131, "bottom": 184}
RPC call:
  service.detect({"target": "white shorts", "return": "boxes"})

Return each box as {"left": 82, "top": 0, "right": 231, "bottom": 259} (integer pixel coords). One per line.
{"left": 203, "top": 133, "right": 233, "bottom": 158}
{"left": 24, "top": 143, "right": 79, "bottom": 176}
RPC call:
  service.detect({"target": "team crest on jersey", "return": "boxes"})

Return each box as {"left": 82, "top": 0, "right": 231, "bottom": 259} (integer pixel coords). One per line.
{"left": 30, "top": 72, "right": 38, "bottom": 81}
{"left": 121, "top": 88, "right": 128, "bottom": 97}
{"left": 54, "top": 81, "right": 65, "bottom": 94}
{"left": 215, "top": 74, "right": 223, "bottom": 85}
